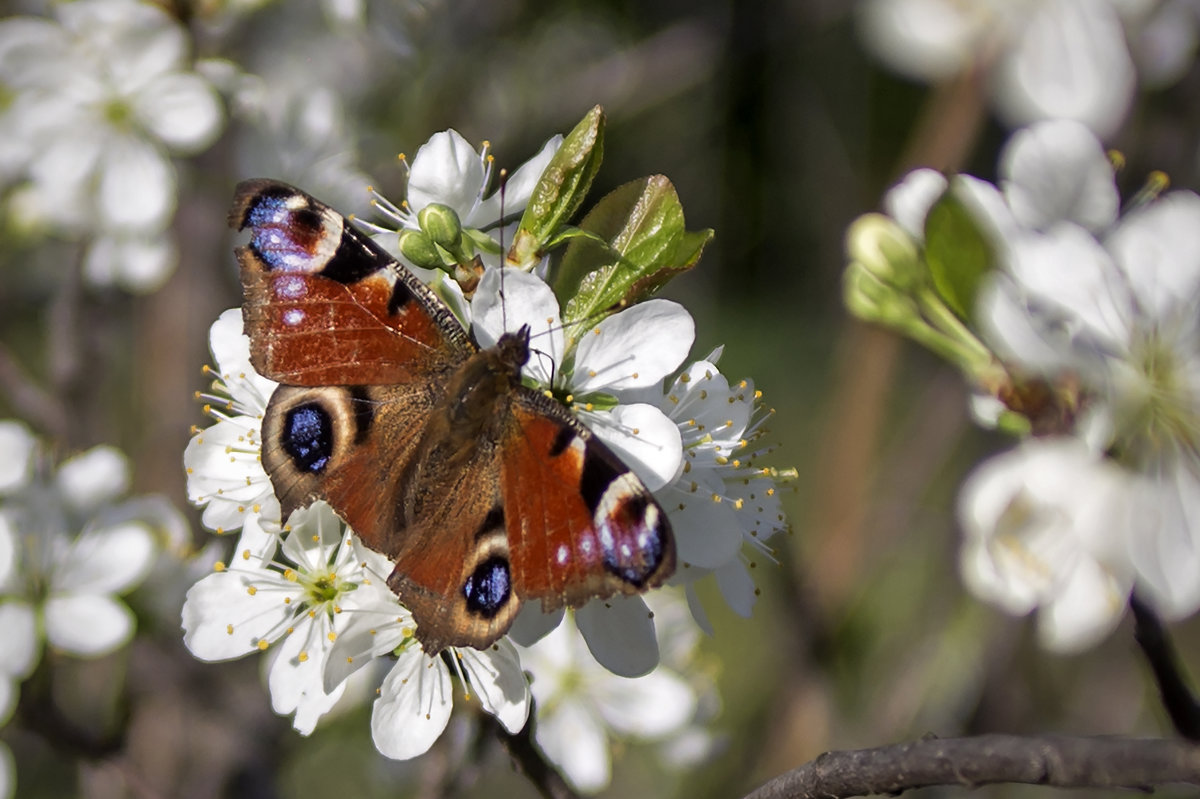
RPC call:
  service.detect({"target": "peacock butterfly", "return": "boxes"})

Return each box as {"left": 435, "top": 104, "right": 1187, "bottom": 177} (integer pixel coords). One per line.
{"left": 228, "top": 179, "right": 675, "bottom": 654}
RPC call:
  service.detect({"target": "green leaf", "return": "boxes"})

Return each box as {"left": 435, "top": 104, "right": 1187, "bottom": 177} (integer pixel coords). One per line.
{"left": 508, "top": 106, "right": 605, "bottom": 269}
{"left": 558, "top": 175, "right": 711, "bottom": 326}
{"left": 923, "top": 183, "right": 996, "bottom": 320}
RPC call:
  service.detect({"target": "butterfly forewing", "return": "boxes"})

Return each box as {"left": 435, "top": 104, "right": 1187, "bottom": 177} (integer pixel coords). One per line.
{"left": 231, "top": 179, "right": 472, "bottom": 386}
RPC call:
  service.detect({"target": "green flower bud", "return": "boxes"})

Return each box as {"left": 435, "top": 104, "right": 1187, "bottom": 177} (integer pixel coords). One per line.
{"left": 845, "top": 213, "right": 923, "bottom": 292}
{"left": 417, "top": 203, "right": 464, "bottom": 250}
{"left": 843, "top": 259, "right": 920, "bottom": 329}
{"left": 398, "top": 229, "right": 445, "bottom": 270}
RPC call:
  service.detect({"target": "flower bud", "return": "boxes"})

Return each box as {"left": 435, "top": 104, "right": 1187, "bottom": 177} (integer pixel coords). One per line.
{"left": 397, "top": 229, "right": 444, "bottom": 270}
{"left": 417, "top": 203, "right": 464, "bottom": 250}
{"left": 845, "top": 213, "right": 923, "bottom": 292}
{"left": 843, "top": 259, "right": 920, "bottom": 329}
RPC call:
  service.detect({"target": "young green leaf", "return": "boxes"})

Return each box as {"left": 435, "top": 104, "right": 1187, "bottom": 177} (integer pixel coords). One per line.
{"left": 558, "top": 175, "right": 710, "bottom": 325}
{"left": 923, "top": 183, "right": 997, "bottom": 320}
{"left": 508, "top": 106, "right": 605, "bottom": 269}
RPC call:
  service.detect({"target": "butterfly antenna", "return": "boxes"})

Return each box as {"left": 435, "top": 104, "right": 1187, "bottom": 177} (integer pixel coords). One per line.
{"left": 498, "top": 167, "right": 510, "bottom": 333}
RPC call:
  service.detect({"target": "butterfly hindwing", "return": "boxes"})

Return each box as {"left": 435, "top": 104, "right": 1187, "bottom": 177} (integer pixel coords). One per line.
{"left": 231, "top": 179, "right": 473, "bottom": 386}
{"left": 502, "top": 388, "right": 675, "bottom": 610}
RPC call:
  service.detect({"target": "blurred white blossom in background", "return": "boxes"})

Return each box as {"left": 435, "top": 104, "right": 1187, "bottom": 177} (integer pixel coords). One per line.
{"left": 0, "top": 0, "right": 223, "bottom": 291}
{"left": 857, "top": 0, "right": 1200, "bottom": 136}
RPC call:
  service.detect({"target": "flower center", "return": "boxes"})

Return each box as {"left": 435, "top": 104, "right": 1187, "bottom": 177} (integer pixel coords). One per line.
{"left": 1117, "top": 332, "right": 1200, "bottom": 465}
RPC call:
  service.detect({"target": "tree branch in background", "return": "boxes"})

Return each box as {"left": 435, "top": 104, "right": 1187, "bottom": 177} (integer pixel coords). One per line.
{"left": 742, "top": 735, "right": 1200, "bottom": 799}
{"left": 0, "top": 344, "right": 68, "bottom": 439}
{"left": 487, "top": 711, "right": 581, "bottom": 799}
{"left": 1132, "top": 593, "right": 1200, "bottom": 741}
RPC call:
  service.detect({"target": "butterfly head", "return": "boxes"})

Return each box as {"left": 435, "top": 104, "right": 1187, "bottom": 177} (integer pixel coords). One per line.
{"left": 494, "top": 324, "right": 532, "bottom": 375}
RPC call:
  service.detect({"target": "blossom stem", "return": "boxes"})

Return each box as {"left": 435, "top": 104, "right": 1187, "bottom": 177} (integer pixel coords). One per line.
{"left": 915, "top": 287, "right": 992, "bottom": 366}
{"left": 1131, "top": 593, "right": 1200, "bottom": 741}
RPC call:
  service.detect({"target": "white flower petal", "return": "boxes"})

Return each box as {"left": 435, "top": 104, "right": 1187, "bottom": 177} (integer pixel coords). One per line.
{"left": 56, "top": 445, "right": 130, "bottom": 512}
{"left": 576, "top": 597, "right": 659, "bottom": 677}
{"left": 54, "top": 520, "right": 156, "bottom": 595}
{"left": 535, "top": 699, "right": 611, "bottom": 793}
{"left": 507, "top": 604, "right": 564, "bottom": 647}
{"left": 0, "top": 420, "right": 35, "bottom": 494}
{"left": 184, "top": 418, "right": 277, "bottom": 534}
{"left": 588, "top": 404, "right": 682, "bottom": 492}
{"left": 1105, "top": 191, "right": 1200, "bottom": 324}
{"left": 459, "top": 640, "right": 529, "bottom": 733}
{"left": 715, "top": 559, "right": 758, "bottom": 617}
{"left": 857, "top": 0, "right": 989, "bottom": 81}
{"left": 1127, "top": 460, "right": 1200, "bottom": 618}
{"left": 208, "top": 308, "right": 278, "bottom": 412}
{"left": 134, "top": 73, "right": 222, "bottom": 154}
{"left": 371, "top": 646, "right": 453, "bottom": 760}
{"left": 406, "top": 129, "right": 486, "bottom": 220}
{"left": 883, "top": 168, "right": 948, "bottom": 239}
{"left": 662, "top": 480, "right": 742, "bottom": 569}
{"left": 0, "top": 600, "right": 39, "bottom": 677}
{"left": 97, "top": 135, "right": 174, "bottom": 231}
{"left": 181, "top": 569, "right": 296, "bottom": 661}
{"left": 595, "top": 666, "right": 696, "bottom": 738}
{"left": 1037, "top": 555, "right": 1129, "bottom": 652}
{"left": 1003, "top": 224, "right": 1132, "bottom": 354}
{"left": 43, "top": 593, "right": 134, "bottom": 657}
{"left": 471, "top": 269, "right": 564, "bottom": 385}
{"left": 1001, "top": 119, "right": 1118, "bottom": 231}
{"left": 83, "top": 234, "right": 177, "bottom": 294}
{"left": 267, "top": 618, "right": 344, "bottom": 735}
{"left": 573, "top": 300, "right": 695, "bottom": 393}
{"left": 994, "top": 0, "right": 1136, "bottom": 136}
{"left": 468, "top": 134, "right": 562, "bottom": 227}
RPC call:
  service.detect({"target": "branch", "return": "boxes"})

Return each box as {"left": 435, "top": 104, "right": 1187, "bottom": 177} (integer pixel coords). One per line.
{"left": 487, "top": 712, "right": 581, "bottom": 799}
{"left": 742, "top": 735, "right": 1200, "bottom": 799}
{"left": 1132, "top": 593, "right": 1200, "bottom": 740}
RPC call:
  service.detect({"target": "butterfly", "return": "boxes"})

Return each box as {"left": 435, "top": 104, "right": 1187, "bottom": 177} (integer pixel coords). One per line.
{"left": 228, "top": 179, "right": 676, "bottom": 653}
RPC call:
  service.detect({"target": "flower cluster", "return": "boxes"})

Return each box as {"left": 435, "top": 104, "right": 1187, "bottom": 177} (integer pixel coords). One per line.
{"left": 0, "top": 0, "right": 223, "bottom": 291}
{"left": 857, "top": 0, "right": 1198, "bottom": 136}
{"left": 845, "top": 117, "right": 1200, "bottom": 651}
{"left": 0, "top": 422, "right": 185, "bottom": 799}
{"left": 182, "top": 119, "right": 791, "bottom": 785}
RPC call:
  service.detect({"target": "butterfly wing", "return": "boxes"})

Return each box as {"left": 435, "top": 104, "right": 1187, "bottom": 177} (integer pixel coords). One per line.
{"left": 230, "top": 179, "right": 474, "bottom": 386}
{"left": 231, "top": 180, "right": 471, "bottom": 552}
{"left": 501, "top": 388, "right": 676, "bottom": 611}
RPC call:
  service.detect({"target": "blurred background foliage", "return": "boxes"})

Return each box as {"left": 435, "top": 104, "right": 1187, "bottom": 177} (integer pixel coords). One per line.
{"left": 3, "top": 0, "right": 1200, "bottom": 797}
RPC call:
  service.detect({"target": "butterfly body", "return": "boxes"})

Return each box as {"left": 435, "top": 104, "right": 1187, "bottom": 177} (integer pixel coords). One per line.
{"left": 229, "top": 179, "right": 675, "bottom": 653}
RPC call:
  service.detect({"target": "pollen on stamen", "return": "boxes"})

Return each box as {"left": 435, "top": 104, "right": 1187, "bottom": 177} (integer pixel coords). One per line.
{"left": 284, "top": 597, "right": 292, "bottom": 605}
{"left": 711, "top": 494, "right": 722, "bottom": 503}
{"left": 307, "top": 610, "right": 316, "bottom": 619}
{"left": 214, "top": 561, "right": 227, "bottom": 572}
{"left": 257, "top": 640, "right": 269, "bottom": 651}
{"left": 328, "top": 631, "right": 337, "bottom": 642}
{"left": 247, "top": 586, "right": 257, "bottom": 596}
{"left": 631, "top": 372, "right": 639, "bottom": 379}
{"left": 589, "top": 370, "right": 598, "bottom": 377}
{"left": 334, "top": 605, "right": 343, "bottom": 614}
{"left": 226, "top": 624, "right": 234, "bottom": 635}
{"left": 298, "top": 652, "right": 309, "bottom": 663}
{"left": 584, "top": 403, "right": 594, "bottom": 411}
{"left": 680, "top": 373, "right": 691, "bottom": 383}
